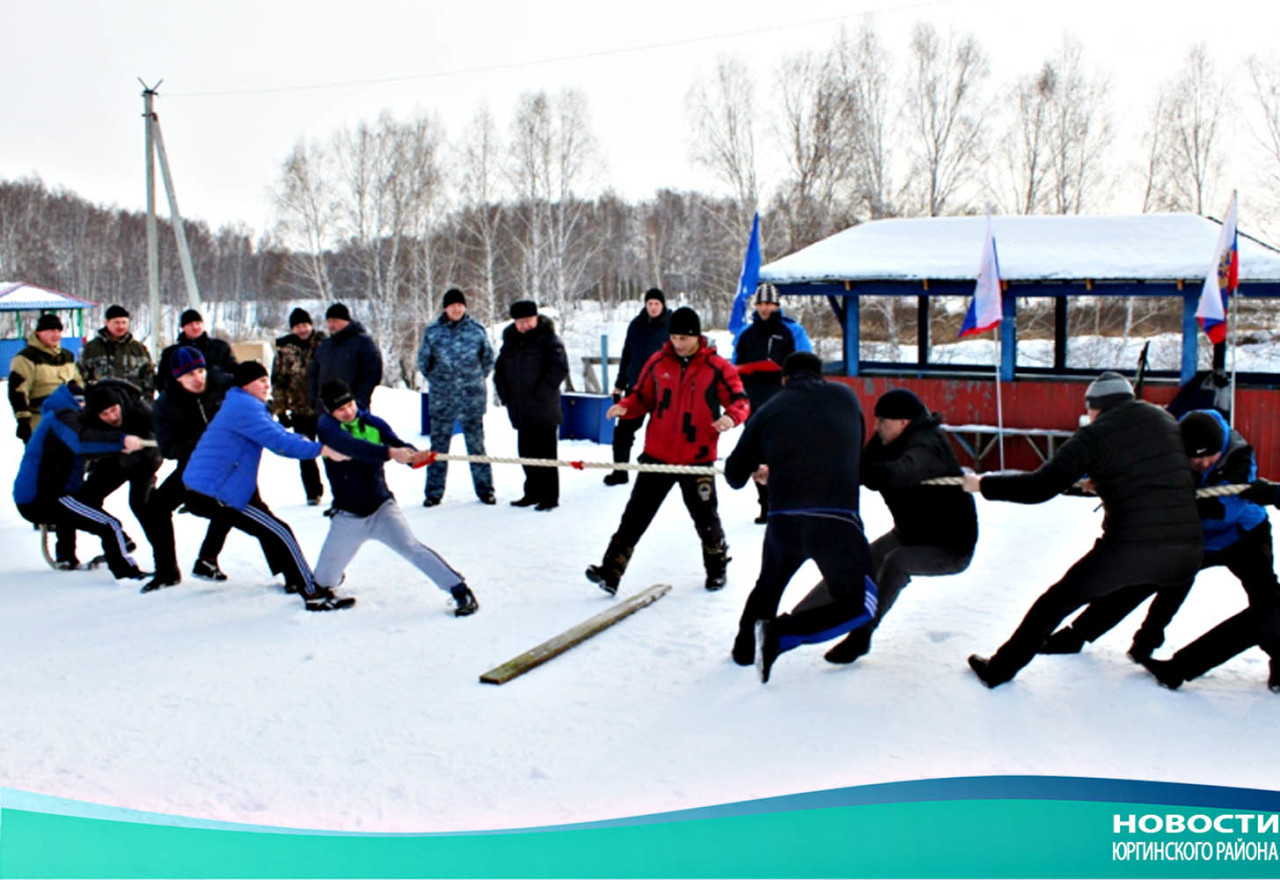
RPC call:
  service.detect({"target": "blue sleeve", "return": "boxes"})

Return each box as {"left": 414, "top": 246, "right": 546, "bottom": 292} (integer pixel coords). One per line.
{"left": 238, "top": 401, "right": 323, "bottom": 460}
{"left": 788, "top": 321, "right": 814, "bottom": 353}
{"left": 317, "top": 415, "right": 389, "bottom": 463}
{"left": 49, "top": 410, "right": 123, "bottom": 456}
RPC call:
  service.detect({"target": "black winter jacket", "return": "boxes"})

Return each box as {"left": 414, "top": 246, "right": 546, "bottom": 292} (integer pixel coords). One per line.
{"left": 724, "top": 373, "right": 864, "bottom": 515}
{"left": 862, "top": 412, "right": 977, "bottom": 553}
{"left": 616, "top": 307, "right": 670, "bottom": 392}
{"left": 308, "top": 322, "right": 383, "bottom": 412}
{"left": 493, "top": 316, "right": 569, "bottom": 429}
{"left": 156, "top": 333, "right": 237, "bottom": 394}
{"left": 152, "top": 380, "right": 226, "bottom": 470}
{"left": 980, "top": 399, "right": 1201, "bottom": 548}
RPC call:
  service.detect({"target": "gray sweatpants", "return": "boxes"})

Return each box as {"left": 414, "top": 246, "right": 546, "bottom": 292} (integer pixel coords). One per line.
{"left": 314, "top": 500, "right": 464, "bottom": 593}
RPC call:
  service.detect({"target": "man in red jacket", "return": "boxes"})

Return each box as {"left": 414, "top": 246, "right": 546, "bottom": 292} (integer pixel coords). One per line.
{"left": 587, "top": 307, "right": 749, "bottom": 595}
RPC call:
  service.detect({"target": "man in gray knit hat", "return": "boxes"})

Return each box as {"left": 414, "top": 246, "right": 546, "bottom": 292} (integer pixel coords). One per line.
{"left": 961, "top": 371, "right": 1203, "bottom": 688}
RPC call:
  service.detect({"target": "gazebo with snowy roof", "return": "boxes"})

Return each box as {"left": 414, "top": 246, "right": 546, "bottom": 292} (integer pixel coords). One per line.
{"left": 758, "top": 213, "right": 1280, "bottom": 472}
{"left": 0, "top": 281, "right": 97, "bottom": 366}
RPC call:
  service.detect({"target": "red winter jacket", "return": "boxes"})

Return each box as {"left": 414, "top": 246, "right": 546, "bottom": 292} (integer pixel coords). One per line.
{"left": 619, "top": 338, "right": 750, "bottom": 465}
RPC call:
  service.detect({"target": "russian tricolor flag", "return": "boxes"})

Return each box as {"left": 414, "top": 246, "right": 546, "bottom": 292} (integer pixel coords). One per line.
{"left": 959, "top": 214, "right": 1002, "bottom": 338}
{"left": 1196, "top": 192, "right": 1238, "bottom": 345}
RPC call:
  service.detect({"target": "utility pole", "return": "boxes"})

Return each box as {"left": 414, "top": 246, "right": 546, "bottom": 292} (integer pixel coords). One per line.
{"left": 140, "top": 79, "right": 203, "bottom": 359}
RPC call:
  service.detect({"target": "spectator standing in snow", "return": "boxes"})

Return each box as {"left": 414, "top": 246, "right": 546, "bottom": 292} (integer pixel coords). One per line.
{"left": 9, "top": 313, "right": 83, "bottom": 443}
{"left": 815, "top": 388, "right": 977, "bottom": 665}
{"left": 586, "top": 306, "right": 748, "bottom": 595}
{"left": 183, "top": 361, "right": 356, "bottom": 612}
{"left": 1037, "top": 409, "right": 1280, "bottom": 694}
{"left": 724, "top": 352, "right": 873, "bottom": 683}
{"left": 417, "top": 288, "right": 496, "bottom": 507}
{"left": 78, "top": 305, "right": 155, "bottom": 397}
{"left": 731, "top": 282, "right": 813, "bottom": 523}
{"left": 155, "top": 309, "right": 237, "bottom": 395}
{"left": 603, "top": 288, "right": 669, "bottom": 486}
{"left": 313, "top": 379, "right": 479, "bottom": 616}
{"left": 493, "top": 300, "right": 569, "bottom": 511}
{"left": 963, "top": 372, "right": 1202, "bottom": 688}
{"left": 307, "top": 303, "right": 383, "bottom": 414}
{"left": 271, "top": 308, "right": 326, "bottom": 506}
{"left": 138, "top": 347, "right": 234, "bottom": 592}
{"left": 12, "top": 382, "right": 149, "bottom": 579}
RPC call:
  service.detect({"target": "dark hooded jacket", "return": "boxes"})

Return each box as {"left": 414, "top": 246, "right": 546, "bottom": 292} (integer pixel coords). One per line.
{"left": 980, "top": 398, "right": 1201, "bottom": 548}
{"left": 152, "top": 375, "right": 228, "bottom": 472}
{"left": 862, "top": 411, "right": 977, "bottom": 553}
{"left": 156, "top": 332, "right": 237, "bottom": 394}
{"left": 493, "top": 316, "right": 569, "bottom": 429}
{"left": 615, "top": 306, "right": 670, "bottom": 392}
{"left": 308, "top": 321, "right": 383, "bottom": 413}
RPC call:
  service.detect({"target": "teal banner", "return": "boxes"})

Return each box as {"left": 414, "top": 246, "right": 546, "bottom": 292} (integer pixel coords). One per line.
{"left": 2, "top": 778, "right": 1278, "bottom": 878}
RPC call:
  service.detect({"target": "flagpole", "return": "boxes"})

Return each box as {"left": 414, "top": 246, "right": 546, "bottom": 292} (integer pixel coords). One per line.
{"left": 1227, "top": 191, "right": 1240, "bottom": 427}
{"left": 994, "top": 325, "right": 1005, "bottom": 470}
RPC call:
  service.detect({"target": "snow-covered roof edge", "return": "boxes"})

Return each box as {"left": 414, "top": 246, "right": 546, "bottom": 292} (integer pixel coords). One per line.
{"left": 0, "top": 282, "right": 98, "bottom": 311}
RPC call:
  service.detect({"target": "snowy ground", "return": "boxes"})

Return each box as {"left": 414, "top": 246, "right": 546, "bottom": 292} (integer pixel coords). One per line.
{"left": 0, "top": 383, "right": 1276, "bottom": 834}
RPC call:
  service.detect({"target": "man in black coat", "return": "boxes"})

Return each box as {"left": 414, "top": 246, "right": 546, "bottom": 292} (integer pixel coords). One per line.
{"left": 155, "top": 309, "right": 238, "bottom": 394}
{"left": 307, "top": 303, "right": 384, "bottom": 413}
{"left": 964, "top": 371, "right": 1203, "bottom": 688}
{"left": 724, "top": 352, "right": 876, "bottom": 683}
{"left": 604, "top": 288, "right": 669, "bottom": 486}
{"left": 138, "top": 346, "right": 234, "bottom": 591}
{"left": 493, "top": 300, "right": 569, "bottom": 511}
{"left": 816, "top": 388, "right": 978, "bottom": 664}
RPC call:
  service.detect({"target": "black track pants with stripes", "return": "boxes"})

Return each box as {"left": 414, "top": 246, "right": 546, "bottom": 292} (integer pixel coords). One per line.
{"left": 18, "top": 497, "right": 140, "bottom": 578}
{"left": 184, "top": 491, "right": 318, "bottom": 597}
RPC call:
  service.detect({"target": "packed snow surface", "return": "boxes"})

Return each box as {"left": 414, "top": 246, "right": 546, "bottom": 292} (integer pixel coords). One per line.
{"left": 1, "top": 385, "right": 1275, "bottom": 833}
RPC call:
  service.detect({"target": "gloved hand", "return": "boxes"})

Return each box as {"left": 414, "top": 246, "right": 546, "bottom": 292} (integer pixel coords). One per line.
{"left": 1195, "top": 496, "right": 1226, "bottom": 520}
{"left": 278, "top": 411, "right": 294, "bottom": 430}
{"left": 16, "top": 418, "right": 31, "bottom": 443}
{"left": 1241, "top": 479, "right": 1280, "bottom": 507}
{"left": 611, "top": 389, "right": 624, "bottom": 404}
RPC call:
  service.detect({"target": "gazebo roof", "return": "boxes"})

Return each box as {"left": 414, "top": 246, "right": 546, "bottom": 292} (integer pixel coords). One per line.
{"left": 761, "top": 213, "right": 1280, "bottom": 285}
{"left": 0, "top": 282, "right": 97, "bottom": 312}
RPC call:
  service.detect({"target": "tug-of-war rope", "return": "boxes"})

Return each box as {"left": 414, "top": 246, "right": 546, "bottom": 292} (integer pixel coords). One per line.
{"left": 413, "top": 451, "right": 1253, "bottom": 498}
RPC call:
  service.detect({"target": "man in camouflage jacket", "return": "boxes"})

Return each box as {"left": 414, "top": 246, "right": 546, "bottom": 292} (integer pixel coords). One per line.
{"left": 78, "top": 305, "right": 155, "bottom": 398}
{"left": 270, "top": 307, "right": 326, "bottom": 504}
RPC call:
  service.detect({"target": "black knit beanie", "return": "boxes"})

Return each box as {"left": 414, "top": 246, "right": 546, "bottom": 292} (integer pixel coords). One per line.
{"left": 875, "top": 388, "right": 928, "bottom": 421}
{"left": 1180, "top": 411, "right": 1223, "bottom": 458}
{"left": 668, "top": 307, "right": 701, "bottom": 337}
{"left": 442, "top": 288, "right": 467, "bottom": 308}
{"left": 644, "top": 288, "right": 665, "bottom": 305}
{"left": 289, "top": 307, "right": 313, "bottom": 327}
{"left": 509, "top": 300, "right": 538, "bottom": 319}
{"left": 326, "top": 303, "right": 352, "bottom": 322}
{"left": 233, "top": 360, "right": 269, "bottom": 387}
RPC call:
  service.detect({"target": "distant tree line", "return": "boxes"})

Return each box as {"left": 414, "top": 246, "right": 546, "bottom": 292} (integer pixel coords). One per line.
{"left": 3, "top": 24, "right": 1279, "bottom": 386}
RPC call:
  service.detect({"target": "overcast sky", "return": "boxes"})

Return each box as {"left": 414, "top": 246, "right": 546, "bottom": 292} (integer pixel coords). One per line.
{"left": 3, "top": 0, "right": 1277, "bottom": 235}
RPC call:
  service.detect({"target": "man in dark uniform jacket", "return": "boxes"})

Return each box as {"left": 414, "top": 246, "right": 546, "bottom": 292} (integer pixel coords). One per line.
{"left": 819, "top": 388, "right": 978, "bottom": 664}
{"left": 307, "top": 303, "right": 383, "bottom": 413}
{"left": 724, "top": 352, "right": 875, "bottom": 683}
{"left": 604, "top": 288, "right": 669, "bottom": 486}
{"left": 964, "top": 371, "right": 1203, "bottom": 688}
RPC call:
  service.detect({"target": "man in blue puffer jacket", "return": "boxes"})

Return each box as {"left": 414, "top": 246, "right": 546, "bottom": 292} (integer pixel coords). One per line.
{"left": 184, "top": 361, "right": 355, "bottom": 612}
{"left": 416, "top": 288, "right": 495, "bottom": 507}
{"left": 1040, "top": 408, "right": 1279, "bottom": 692}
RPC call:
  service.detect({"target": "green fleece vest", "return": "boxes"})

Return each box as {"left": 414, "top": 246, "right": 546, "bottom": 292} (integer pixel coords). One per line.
{"left": 341, "top": 417, "right": 383, "bottom": 445}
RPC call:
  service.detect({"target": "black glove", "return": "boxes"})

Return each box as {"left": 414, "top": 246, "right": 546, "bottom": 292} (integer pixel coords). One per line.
{"left": 278, "top": 411, "right": 294, "bottom": 430}
{"left": 1195, "top": 496, "right": 1226, "bottom": 520}
{"left": 1240, "top": 479, "right": 1280, "bottom": 507}
{"left": 611, "top": 389, "right": 624, "bottom": 404}
{"left": 16, "top": 418, "right": 31, "bottom": 443}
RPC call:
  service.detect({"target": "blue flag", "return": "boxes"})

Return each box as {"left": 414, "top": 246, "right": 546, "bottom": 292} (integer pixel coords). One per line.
{"left": 728, "top": 213, "right": 761, "bottom": 337}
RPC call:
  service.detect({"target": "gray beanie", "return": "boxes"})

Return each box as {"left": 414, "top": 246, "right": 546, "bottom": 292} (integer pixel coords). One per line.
{"left": 1084, "top": 371, "right": 1135, "bottom": 410}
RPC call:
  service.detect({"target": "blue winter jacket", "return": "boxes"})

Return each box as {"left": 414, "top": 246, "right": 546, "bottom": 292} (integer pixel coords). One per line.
{"left": 416, "top": 314, "right": 494, "bottom": 405}
{"left": 317, "top": 410, "right": 413, "bottom": 517}
{"left": 183, "top": 387, "right": 323, "bottom": 510}
{"left": 13, "top": 385, "right": 125, "bottom": 505}
{"left": 1182, "top": 409, "right": 1266, "bottom": 552}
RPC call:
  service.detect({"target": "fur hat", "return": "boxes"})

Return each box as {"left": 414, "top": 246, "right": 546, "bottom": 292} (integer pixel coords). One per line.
{"left": 288, "top": 307, "right": 313, "bottom": 328}
{"left": 644, "top": 287, "right": 666, "bottom": 305}
{"left": 1180, "top": 411, "right": 1223, "bottom": 458}
{"left": 325, "top": 302, "right": 352, "bottom": 322}
{"left": 232, "top": 360, "right": 269, "bottom": 387}
{"left": 782, "top": 351, "right": 823, "bottom": 379}
{"left": 875, "top": 388, "right": 928, "bottom": 421}
{"left": 1084, "top": 371, "right": 1134, "bottom": 410}
{"left": 509, "top": 300, "right": 538, "bottom": 320}
{"left": 35, "top": 314, "right": 63, "bottom": 332}
{"left": 105, "top": 304, "right": 129, "bottom": 320}
{"left": 442, "top": 288, "right": 467, "bottom": 309}
{"left": 171, "top": 346, "right": 207, "bottom": 379}
{"left": 668, "top": 306, "right": 702, "bottom": 337}
{"left": 179, "top": 309, "right": 203, "bottom": 328}
{"left": 755, "top": 282, "right": 779, "bottom": 305}
{"left": 320, "top": 379, "right": 356, "bottom": 413}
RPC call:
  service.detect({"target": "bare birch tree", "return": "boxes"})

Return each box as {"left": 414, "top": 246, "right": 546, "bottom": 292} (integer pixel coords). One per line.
{"left": 1247, "top": 54, "right": 1280, "bottom": 220}
{"left": 834, "top": 25, "right": 896, "bottom": 220}
{"left": 686, "top": 57, "right": 759, "bottom": 230}
{"left": 901, "top": 23, "right": 989, "bottom": 217}
{"left": 271, "top": 140, "right": 337, "bottom": 299}
{"left": 456, "top": 105, "right": 504, "bottom": 324}
{"left": 1142, "top": 44, "right": 1230, "bottom": 213}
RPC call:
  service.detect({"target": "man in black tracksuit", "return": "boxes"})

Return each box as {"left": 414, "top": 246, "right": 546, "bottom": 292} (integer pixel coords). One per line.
{"left": 724, "top": 352, "right": 875, "bottom": 683}
{"left": 819, "top": 388, "right": 978, "bottom": 664}
{"left": 77, "top": 378, "right": 163, "bottom": 534}
{"left": 964, "top": 372, "right": 1203, "bottom": 688}
{"left": 604, "top": 288, "right": 669, "bottom": 485}
{"left": 139, "top": 346, "right": 234, "bottom": 591}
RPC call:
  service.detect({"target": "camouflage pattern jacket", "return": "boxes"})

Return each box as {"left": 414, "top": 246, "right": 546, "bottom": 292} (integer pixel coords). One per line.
{"left": 78, "top": 328, "right": 155, "bottom": 397}
{"left": 271, "top": 330, "right": 324, "bottom": 417}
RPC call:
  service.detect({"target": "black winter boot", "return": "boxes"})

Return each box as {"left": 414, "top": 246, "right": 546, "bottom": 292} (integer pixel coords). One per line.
{"left": 825, "top": 629, "right": 871, "bottom": 664}
{"left": 703, "top": 543, "right": 730, "bottom": 591}
{"left": 1268, "top": 656, "right": 1279, "bottom": 694}
{"left": 603, "top": 470, "right": 629, "bottom": 486}
{"left": 1139, "top": 656, "right": 1185, "bottom": 690}
{"left": 1040, "top": 627, "right": 1086, "bottom": 655}
{"left": 451, "top": 584, "right": 479, "bottom": 616}
{"left": 587, "top": 540, "right": 633, "bottom": 596}
{"left": 968, "top": 654, "right": 1015, "bottom": 689}
{"left": 732, "top": 629, "right": 755, "bottom": 666}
